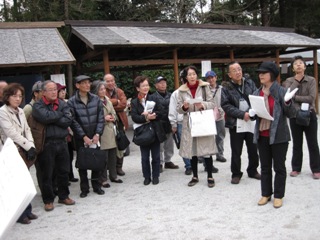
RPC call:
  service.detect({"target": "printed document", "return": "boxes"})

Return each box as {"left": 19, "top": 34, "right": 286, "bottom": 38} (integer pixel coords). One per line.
{"left": 249, "top": 95, "right": 274, "bottom": 121}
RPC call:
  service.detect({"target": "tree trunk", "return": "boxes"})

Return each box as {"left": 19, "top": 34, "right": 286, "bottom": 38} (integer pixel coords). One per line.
{"left": 64, "top": 0, "right": 69, "bottom": 20}
{"left": 278, "top": 0, "right": 286, "bottom": 26}
{"left": 259, "top": 0, "right": 269, "bottom": 26}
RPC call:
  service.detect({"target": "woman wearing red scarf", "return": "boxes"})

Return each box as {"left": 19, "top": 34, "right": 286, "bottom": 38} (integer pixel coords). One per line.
{"left": 177, "top": 66, "right": 217, "bottom": 188}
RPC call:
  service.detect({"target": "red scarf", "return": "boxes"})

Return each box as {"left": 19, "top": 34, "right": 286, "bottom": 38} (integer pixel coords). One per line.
{"left": 42, "top": 96, "right": 59, "bottom": 111}
{"left": 138, "top": 92, "right": 147, "bottom": 102}
{"left": 187, "top": 81, "right": 199, "bottom": 98}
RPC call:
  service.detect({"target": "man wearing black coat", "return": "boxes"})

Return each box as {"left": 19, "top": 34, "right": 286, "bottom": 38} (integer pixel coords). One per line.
{"left": 32, "top": 80, "right": 75, "bottom": 211}
{"left": 221, "top": 62, "right": 261, "bottom": 184}
{"left": 68, "top": 75, "right": 105, "bottom": 198}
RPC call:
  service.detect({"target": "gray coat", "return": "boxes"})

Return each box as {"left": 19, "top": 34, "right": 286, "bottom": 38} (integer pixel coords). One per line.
{"left": 252, "top": 81, "right": 296, "bottom": 145}
{"left": 177, "top": 80, "right": 217, "bottom": 159}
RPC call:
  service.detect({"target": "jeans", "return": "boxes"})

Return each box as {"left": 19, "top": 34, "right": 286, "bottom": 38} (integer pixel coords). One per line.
{"left": 177, "top": 123, "right": 191, "bottom": 169}
{"left": 289, "top": 111, "right": 320, "bottom": 173}
{"left": 258, "top": 137, "right": 288, "bottom": 199}
{"left": 140, "top": 139, "right": 160, "bottom": 179}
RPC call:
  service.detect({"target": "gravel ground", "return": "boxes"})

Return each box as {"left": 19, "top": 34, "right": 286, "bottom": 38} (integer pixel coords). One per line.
{"left": 5, "top": 115, "right": 320, "bottom": 240}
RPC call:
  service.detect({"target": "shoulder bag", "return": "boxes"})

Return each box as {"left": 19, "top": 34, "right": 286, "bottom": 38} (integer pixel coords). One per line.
{"left": 132, "top": 122, "right": 155, "bottom": 146}
{"left": 115, "top": 123, "right": 130, "bottom": 151}
{"left": 76, "top": 147, "right": 106, "bottom": 171}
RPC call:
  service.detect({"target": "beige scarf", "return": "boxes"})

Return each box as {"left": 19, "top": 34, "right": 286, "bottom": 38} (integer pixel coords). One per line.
{"left": 259, "top": 86, "right": 271, "bottom": 131}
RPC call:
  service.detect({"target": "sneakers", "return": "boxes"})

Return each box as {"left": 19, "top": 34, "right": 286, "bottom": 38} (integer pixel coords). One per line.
{"left": 258, "top": 196, "right": 271, "bottom": 206}
{"left": 290, "top": 171, "right": 300, "bottom": 177}
{"left": 165, "top": 162, "right": 179, "bottom": 169}
{"left": 313, "top": 172, "right": 320, "bottom": 179}
{"left": 44, "top": 203, "right": 54, "bottom": 211}
{"left": 58, "top": 197, "right": 75, "bottom": 205}
{"left": 273, "top": 198, "right": 283, "bottom": 208}
{"left": 185, "top": 168, "right": 192, "bottom": 175}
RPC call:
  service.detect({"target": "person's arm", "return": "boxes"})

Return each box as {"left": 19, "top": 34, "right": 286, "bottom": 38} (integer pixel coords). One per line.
{"left": 131, "top": 98, "right": 148, "bottom": 124}
{"left": 32, "top": 101, "right": 63, "bottom": 124}
{"left": 110, "top": 88, "right": 127, "bottom": 112}
{"left": 168, "top": 92, "right": 178, "bottom": 129}
{"left": 221, "top": 88, "right": 246, "bottom": 120}
{"left": 294, "top": 77, "right": 316, "bottom": 105}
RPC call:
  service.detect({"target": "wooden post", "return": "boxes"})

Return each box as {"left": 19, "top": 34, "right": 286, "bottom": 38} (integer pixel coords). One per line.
{"left": 54, "top": 65, "right": 60, "bottom": 74}
{"left": 103, "top": 49, "right": 110, "bottom": 74}
{"left": 276, "top": 49, "right": 281, "bottom": 83}
{"left": 67, "top": 64, "right": 73, "bottom": 96}
{"left": 313, "top": 49, "right": 319, "bottom": 113}
{"left": 229, "top": 49, "right": 234, "bottom": 61}
{"left": 173, "top": 49, "right": 179, "bottom": 89}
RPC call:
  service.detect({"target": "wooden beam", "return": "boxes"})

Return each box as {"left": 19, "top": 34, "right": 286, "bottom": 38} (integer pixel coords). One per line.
{"left": 0, "top": 21, "right": 65, "bottom": 29}
{"left": 173, "top": 49, "right": 179, "bottom": 89}
{"left": 313, "top": 49, "right": 319, "bottom": 113}
{"left": 103, "top": 49, "right": 110, "bottom": 74}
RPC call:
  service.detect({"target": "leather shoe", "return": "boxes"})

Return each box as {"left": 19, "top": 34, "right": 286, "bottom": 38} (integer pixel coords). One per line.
{"left": 165, "top": 162, "right": 179, "bottom": 169}
{"left": 18, "top": 217, "right": 31, "bottom": 224}
{"left": 312, "top": 172, "right": 320, "bottom": 179}
{"left": 102, "top": 183, "right": 111, "bottom": 188}
{"left": 144, "top": 178, "right": 151, "bottom": 185}
{"left": 188, "top": 177, "right": 199, "bottom": 187}
{"left": 80, "top": 191, "right": 89, "bottom": 198}
{"left": 208, "top": 178, "right": 215, "bottom": 188}
{"left": 69, "top": 177, "right": 79, "bottom": 182}
{"left": 44, "top": 203, "right": 54, "bottom": 211}
{"left": 273, "top": 198, "right": 283, "bottom": 208}
{"left": 93, "top": 188, "right": 105, "bottom": 195}
{"left": 110, "top": 178, "right": 123, "bottom": 183}
{"left": 185, "top": 168, "right": 192, "bottom": 175}
{"left": 58, "top": 197, "right": 75, "bottom": 205}
{"left": 231, "top": 177, "right": 240, "bottom": 184}
{"left": 117, "top": 168, "right": 125, "bottom": 176}
{"left": 216, "top": 157, "right": 227, "bottom": 162}
{"left": 27, "top": 213, "right": 38, "bottom": 220}
{"left": 258, "top": 196, "right": 271, "bottom": 206}
{"left": 249, "top": 173, "right": 261, "bottom": 180}
{"left": 152, "top": 177, "right": 159, "bottom": 185}
{"left": 290, "top": 171, "right": 300, "bottom": 177}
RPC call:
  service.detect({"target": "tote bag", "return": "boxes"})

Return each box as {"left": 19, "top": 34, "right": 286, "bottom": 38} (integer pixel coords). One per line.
{"left": 76, "top": 147, "right": 106, "bottom": 171}
{"left": 189, "top": 109, "right": 217, "bottom": 137}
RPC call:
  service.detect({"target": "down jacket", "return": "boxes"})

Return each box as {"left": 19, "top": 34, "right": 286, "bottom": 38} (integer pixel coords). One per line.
{"left": 177, "top": 80, "right": 217, "bottom": 159}
{"left": 252, "top": 81, "right": 296, "bottom": 145}
{"left": 221, "top": 77, "right": 257, "bottom": 128}
{"left": 68, "top": 91, "right": 104, "bottom": 140}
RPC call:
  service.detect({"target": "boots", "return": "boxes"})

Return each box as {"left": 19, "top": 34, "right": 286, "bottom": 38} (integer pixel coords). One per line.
{"left": 116, "top": 157, "right": 125, "bottom": 176}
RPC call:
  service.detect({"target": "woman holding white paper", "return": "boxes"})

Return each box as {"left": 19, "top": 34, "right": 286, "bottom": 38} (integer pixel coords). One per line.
{"left": 250, "top": 62, "right": 297, "bottom": 208}
{"left": 0, "top": 83, "right": 37, "bottom": 224}
{"left": 177, "top": 65, "right": 217, "bottom": 188}
{"left": 283, "top": 55, "right": 320, "bottom": 180}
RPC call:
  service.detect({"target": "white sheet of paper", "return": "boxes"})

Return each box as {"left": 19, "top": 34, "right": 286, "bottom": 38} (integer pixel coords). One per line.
{"left": 187, "top": 98, "right": 203, "bottom": 104}
{"left": 249, "top": 95, "right": 274, "bottom": 121}
{"left": 144, "top": 101, "right": 155, "bottom": 113}
{"left": 236, "top": 119, "right": 256, "bottom": 133}
{"left": 0, "top": 138, "right": 37, "bottom": 240}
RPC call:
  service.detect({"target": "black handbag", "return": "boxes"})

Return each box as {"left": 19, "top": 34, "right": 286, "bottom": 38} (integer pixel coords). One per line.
{"left": 76, "top": 147, "right": 106, "bottom": 171}
{"left": 116, "top": 127, "right": 130, "bottom": 151}
{"left": 133, "top": 122, "right": 155, "bottom": 146}
{"left": 296, "top": 109, "right": 310, "bottom": 126}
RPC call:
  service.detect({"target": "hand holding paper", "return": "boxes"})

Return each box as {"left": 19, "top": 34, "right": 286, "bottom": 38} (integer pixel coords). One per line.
{"left": 249, "top": 109, "right": 256, "bottom": 117}
{"left": 284, "top": 88, "right": 298, "bottom": 102}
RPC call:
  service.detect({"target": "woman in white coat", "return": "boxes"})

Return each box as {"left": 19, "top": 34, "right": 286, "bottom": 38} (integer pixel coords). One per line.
{"left": 0, "top": 83, "right": 37, "bottom": 224}
{"left": 177, "top": 66, "right": 217, "bottom": 188}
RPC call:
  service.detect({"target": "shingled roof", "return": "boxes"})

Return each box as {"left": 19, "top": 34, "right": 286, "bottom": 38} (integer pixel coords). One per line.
{"left": 0, "top": 22, "right": 75, "bottom": 68}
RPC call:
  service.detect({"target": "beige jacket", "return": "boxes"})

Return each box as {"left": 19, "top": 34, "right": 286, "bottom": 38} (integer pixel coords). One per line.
{"left": 0, "top": 105, "right": 34, "bottom": 151}
{"left": 100, "top": 97, "right": 118, "bottom": 150}
{"left": 177, "top": 80, "right": 217, "bottom": 159}
{"left": 283, "top": 75, "right": 317, "bottom": 111}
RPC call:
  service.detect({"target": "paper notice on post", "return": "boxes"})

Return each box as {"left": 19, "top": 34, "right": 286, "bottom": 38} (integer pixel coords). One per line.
{"left": 236, "top": 119, "right": 256, "bottom": 133}
{"left": 0, "top": 138, "right": 37, "bottom": 240}
{"left": 249, "top": 95, "right": 274, "bottom": 121}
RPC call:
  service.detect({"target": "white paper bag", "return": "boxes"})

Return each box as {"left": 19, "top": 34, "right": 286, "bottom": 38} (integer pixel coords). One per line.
{"left": 189, "top": 109, "right": 217, "bottom": 137}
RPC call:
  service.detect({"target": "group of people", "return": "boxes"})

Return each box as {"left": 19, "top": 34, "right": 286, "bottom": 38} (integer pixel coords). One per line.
{"left": 0, "top": 55, "right": 319, "bottom": 226}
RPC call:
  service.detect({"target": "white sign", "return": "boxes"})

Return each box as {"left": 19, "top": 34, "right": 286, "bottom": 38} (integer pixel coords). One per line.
{"left": 201, "top": 61, "right": 212, "bottom": 77}
{"left": 50, "top": 74, "right": 66, "bottom": 85}
{"left": 0, "top": 139, "right": 37, "bottom": 240}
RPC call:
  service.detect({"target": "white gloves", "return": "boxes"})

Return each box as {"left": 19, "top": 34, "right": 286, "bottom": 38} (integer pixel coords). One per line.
{"left": 284, "top": 88, "right": 298, "bottom": 102}
{"left": 249, "top": 109, "right": 256, "bottom": 117}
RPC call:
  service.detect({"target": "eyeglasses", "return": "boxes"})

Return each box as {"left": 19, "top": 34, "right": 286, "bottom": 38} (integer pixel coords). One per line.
{"left": 229, "top": 68, "right": 242, "bottom": 74}
{"left": 45, "top": 89, "right": 58, "bottom": 92}
{"left": 11, "top": 95, "right": 23, "bottom": 99}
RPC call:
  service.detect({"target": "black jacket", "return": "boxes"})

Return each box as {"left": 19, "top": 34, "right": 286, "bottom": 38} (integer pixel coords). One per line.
{"left": 221, "top": 77, "right": 257, "bottom": 128}
{"left": 68, "top": 91, "right": 104, "bottom": 140}
{"left": 151, "top": 91, "right": 172, "bottom": 133}
{"left": 131, "top": 94, "right": 166, "bottom": 143}
{"left": 32, "top": 98, "right": 73, "bottom": 140}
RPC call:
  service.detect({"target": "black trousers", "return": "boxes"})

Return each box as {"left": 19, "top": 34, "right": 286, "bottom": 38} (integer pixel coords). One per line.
{"left": 258, "top": 137, "right": 288, "bottom": 199}
{"left": 229, "top": 127, "right": 259, "bottom": 178}
{"left": 289, "top": 111, "right": 320, "bottom": 173}
{"left": 191, "top": 156, "right": 213, "bottom": 179}
{"left": 38, "top": 140, "right": 70, "bottom": 203}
